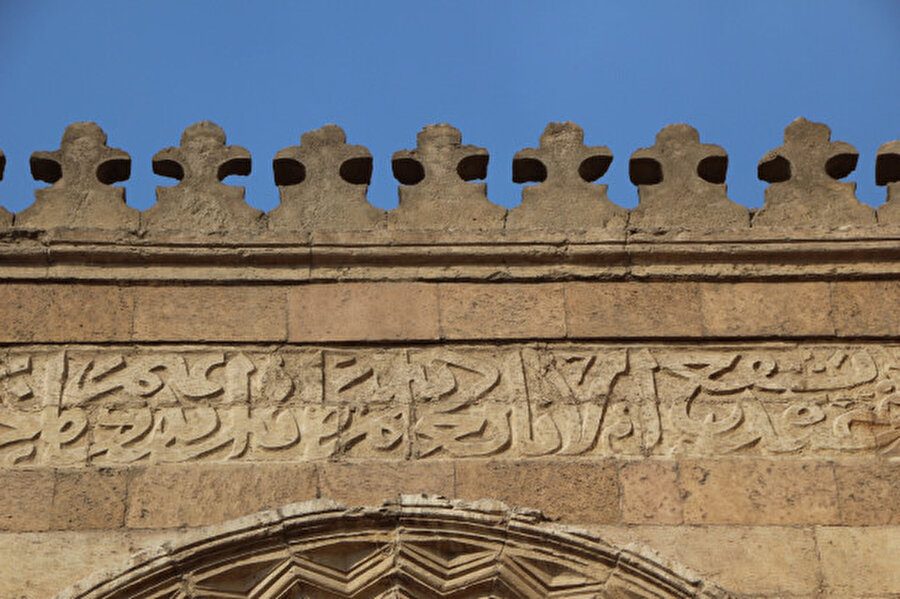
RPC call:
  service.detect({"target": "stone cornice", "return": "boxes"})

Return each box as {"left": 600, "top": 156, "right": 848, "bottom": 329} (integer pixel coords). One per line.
{"left": 1, "top": 226, "right": 900, "bottom": 281}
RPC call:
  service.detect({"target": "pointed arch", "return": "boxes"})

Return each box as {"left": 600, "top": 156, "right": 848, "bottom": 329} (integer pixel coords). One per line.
{"left": 56, "top": 496, "right": 730, "bottom": 599}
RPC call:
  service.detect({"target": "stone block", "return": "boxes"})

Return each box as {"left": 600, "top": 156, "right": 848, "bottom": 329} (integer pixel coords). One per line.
{"left": 831, "top": 280, "right": 900, "bottom": 336}
{"left": 590, "top": 524, "right": 821, "bottom": 595}
{"left": 0, "top": 469, "right": 55, "bottom": 531}
{"left": 620, "top": 460, "right": 682, "bottom": 524}
{"left": 132, "top": 285, "right": 286, "bottom": 342}
{"left": 289, "top": 282, "right": 440, "bottom": 342}
{"left": 51, "top": 468, "right": 128, "bottom": 530}
{"left": 125, "top": 463, "right": 317, "bottom": 528}
{"left": 681, "top": 459, "right": 839, "bottom": 525}
{"left": 700, "top": 281, "right": 833, "bottom": 337}
{"left": 319, "top": 461, "right": 453, "bottom": 506}
{"left": 439, "top": 283, "right": 566, "bottom": 339}
{"left": 0, "top": 531, "right": 132, "bottom": 599}
{"left": 0, "top": 284, "right": 133, "bottom": 343}
{"left": 565, "top": 281, "right": 703, "bottom": 338}
{"left": 818, "top": 526, "right": 900, "bottom": 595}
{"left": 454, "top": 460, "right": 619, "bottom": 523}
{"left": 834, "top": 461, "right": 900, "bottom": 525}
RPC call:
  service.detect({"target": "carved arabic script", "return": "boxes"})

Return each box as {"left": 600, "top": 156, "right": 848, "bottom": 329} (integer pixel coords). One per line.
{"left": 0, "top": 345, "right": 897, "bottom": 465}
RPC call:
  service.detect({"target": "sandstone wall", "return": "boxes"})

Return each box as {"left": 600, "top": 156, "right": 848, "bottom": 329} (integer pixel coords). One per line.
{"left": 0, "top": 119, "right": 898, "bottom": 598}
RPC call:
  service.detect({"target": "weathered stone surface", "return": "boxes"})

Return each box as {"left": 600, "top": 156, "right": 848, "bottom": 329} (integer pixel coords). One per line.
{"left": 51, "top": 468, "right": 128, "bottom": 530}
{"left": 0, "top": 469, "right": 54, "bottom": 531}
{"left": 0, "top": 148, "right": 12, "bottom": 225}
{"left": 289, "top": 282, "right": 440, "bottom": 342}
{"left": 8, "top": 119, "right": 900, "bottom": 599}
{"left": 592, "top": 524, "right": 821, "bottom": 596}
{"left": 439, "top": 282, "right": 566, "bottom": 339}
{"left": 131, "top": 285, "right": 286, "bottom": 342}
{"left": 18, "top": 123, "right": 139, "bottom": 229}
{"left": 620, "top": 460, "right": 682, "bottom": 524}
{"left": 566, "top": 281, "right": 703, "bottom": 338}
{"left": 125, "top": 463, "right": 318, "bottom": 528}
{"left": 507, "top": 122, "right": 627, "bottom": 230}
{"left": 143, "top": 121, "right": 264, "bottom": 232}
{"left": 628, "top": 124, "right": 749, "bottom": 230}
{"left": 876, "top": 138, "right": 900, "bottom": 219}
{"left": 681, "top": 459, "right": 839, "bottom": 525}
{"left": 700, "top": 281, "right": 834, "bottom": 337}
{"left": 818, "top": 526, "right": 900, "bottom": 595}
{"left": 270, "top": 125, "right": 385, "bottom": 230}
{"left": 834, "top": 461, "right": 900, "bottom": 525}
{"left": 754, "top": 117, "right": 875, "bottom": 226}
{"left": 0, "top": 531, "right": 132, "bottom": 599}
{"left": 831, "top": 280, "right": 900, "bottom": 336}
{"left": 319, "top": 461, "right": 454, "bottom": 506}
{"left": 0, "top": 284, "right": 134, "bottom": 343}
{"left": 388, "top": 124, "right": 505, "bottom": 230}
{"left": 455, "top": 460, "right": 620, "bottom": 523}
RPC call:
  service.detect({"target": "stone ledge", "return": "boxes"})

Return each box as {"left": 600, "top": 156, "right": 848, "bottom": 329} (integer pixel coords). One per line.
{"left": 6, "top": 232, "right": 900, "bottom": 282}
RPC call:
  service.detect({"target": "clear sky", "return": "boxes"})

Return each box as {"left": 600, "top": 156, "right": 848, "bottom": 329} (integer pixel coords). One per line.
{"left": 1, "top": 1, "right": 898, "bottom": 214}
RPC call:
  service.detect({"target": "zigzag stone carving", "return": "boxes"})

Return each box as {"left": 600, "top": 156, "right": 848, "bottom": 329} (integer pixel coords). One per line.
{"left": 2, "top": 343, "right": 898, "bottom": 466}
{"left": 55, "top": 496, "right": 731, "bottom": 599}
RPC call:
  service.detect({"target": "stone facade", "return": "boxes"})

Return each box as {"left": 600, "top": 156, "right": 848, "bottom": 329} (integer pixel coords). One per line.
{"left": 0, "top": 119, "right": 898, "bottom": 598}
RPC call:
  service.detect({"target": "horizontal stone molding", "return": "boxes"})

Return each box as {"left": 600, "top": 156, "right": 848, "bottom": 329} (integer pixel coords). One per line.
{"left": 0, "top": 343, "right": 897, "bottom": 465}
{"left": 55, "top": 496, "right": 729, "bottom": 599}
{"left": 7, "top": 229, "right": 900, "bottom": 282}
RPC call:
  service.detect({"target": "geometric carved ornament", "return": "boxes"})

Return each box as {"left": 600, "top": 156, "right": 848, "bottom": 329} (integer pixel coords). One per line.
{"left": 55, "top": 496, "right": 731, "bottom": 599}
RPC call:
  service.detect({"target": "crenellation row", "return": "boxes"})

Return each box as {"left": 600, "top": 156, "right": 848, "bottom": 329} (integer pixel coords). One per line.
{"left": 0, "top": 117, "right": 899, "bottom": 233}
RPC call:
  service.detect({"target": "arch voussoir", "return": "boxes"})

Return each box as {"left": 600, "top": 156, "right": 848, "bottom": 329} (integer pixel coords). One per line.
{"left": 56, "top": 496, "right": 731, "bottom": 599}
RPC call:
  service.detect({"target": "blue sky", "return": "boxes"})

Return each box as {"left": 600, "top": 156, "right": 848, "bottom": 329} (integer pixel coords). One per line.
{"left": 1, "top": 1, "right": 898, "bottom": 214}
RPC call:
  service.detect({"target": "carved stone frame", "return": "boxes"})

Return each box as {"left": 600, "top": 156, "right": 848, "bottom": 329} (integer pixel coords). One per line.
{"left": 56, "top": 496, "right": 729, "bottom": 599}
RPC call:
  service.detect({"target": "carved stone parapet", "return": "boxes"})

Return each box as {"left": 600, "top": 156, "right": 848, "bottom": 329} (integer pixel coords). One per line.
{"left": 17, "top": 123, "right": 138, "bottom": 230}
{"left": 0, "top": 148, "right": 11, "bottom": 226}
{"left": 507, "top": 121, "right": 627, "bottom": 231}
{"left": 876, "top": 138, "right": 900, "bottom": 221}
{"left": 3, "top": 118, "right": 900, "bottom": 236}
{"left": 628, "top": 124, "right": 749, "bottom": 231}
{"left": 388, "top": 124, "right": 505, "bottom": 230}
{"left": 754, "top": 118, "right": 875, "bottom": 227}
{"left": 270, "top": 124, "right": 385, "bottom": 230}
{"left": 143, "top": 121, "right": 265, "bottom": 232}
{"left": 2, "top": 343, "right": 897, "bottom": 466}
